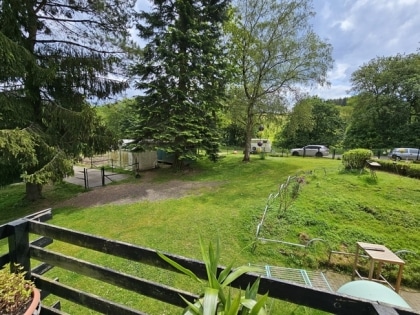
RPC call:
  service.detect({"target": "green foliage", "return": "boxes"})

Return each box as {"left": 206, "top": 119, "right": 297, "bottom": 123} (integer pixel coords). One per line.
{"left": 405, "top": 164, "right": 420, "bottom": 178}
{"left": 226, "top": 0, "right": 333, "bottom": 161}
{"left": 0, "top": 264, "right": 34, "bottom": 314}
{"left": 341, "top": 149, "right": 372, "bottom": 169}
{"left": 0, "top": 0, "right": 135, "bottom": 198}
{"left": 345, "top": 52, "right": 420, "bottom": 148}
{"left": 3, "top": 156, "right": 420, "bottom": 312}
{"left": 343, "top": 94, "right": 411, "bottom": 148}
{"left": 0, "top": 182, "right": 85, "bottom": 224}
{"left": 0, "top": 32, "right": 36, "bottom": 82}
{"left": 378, "top": 159, "right": 420, "bottom": 179}
{"left": 221, "top": 123, "right": 246, "bottom": 147}
{"left": 158, "top": 237, "right": 268, "bottom": 315}
{"left": 276, "top": 97, "right": 344, "bottom": 148}
{"left": 96, "top": 99, "right": 137, "bottom": 141}
{"left": 0, "top": 129, "right": 37, "bottom": 185}
{"left": 258, "top": 152, "right": 266, "bottom": 160}
{"left": 131, "top": 0, "right": 230, "bottom": 167}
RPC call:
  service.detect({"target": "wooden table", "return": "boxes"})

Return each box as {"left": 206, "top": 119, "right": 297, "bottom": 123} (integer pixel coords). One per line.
{"left": 365, "top": 160, "right": 381, "bottom": 180}
{"left": 352, "top": 242, "right": 405, "bottom": 293}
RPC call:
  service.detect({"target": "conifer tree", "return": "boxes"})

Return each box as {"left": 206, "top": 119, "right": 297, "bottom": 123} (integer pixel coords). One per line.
{"left": 131, "top": 0, "right": 231, "bottom": 168}
{"left": 0, "top": 0, "right": 135, "bottom": 200}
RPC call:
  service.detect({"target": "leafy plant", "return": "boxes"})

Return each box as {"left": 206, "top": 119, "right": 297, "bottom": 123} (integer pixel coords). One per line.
{"left": 0, "top": 264, "right": 34, "bottom": 314}
{"left": 341, "top": 148, "right": 373, "bottom": 169}
{"left": 158, "top": 237, "right": 269, "bottom": 314}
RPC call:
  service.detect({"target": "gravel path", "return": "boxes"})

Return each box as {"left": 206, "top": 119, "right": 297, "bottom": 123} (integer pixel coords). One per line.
{"left": 57, "top": 167, "right": 220, "bottom": 208}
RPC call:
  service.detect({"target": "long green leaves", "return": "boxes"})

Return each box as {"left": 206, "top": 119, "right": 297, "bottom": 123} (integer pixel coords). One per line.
{"left": 157, "top": 237, "right": 269, "bottom": 314}
{"left": 156, "top": 251, "right": 202, "bottom": 283}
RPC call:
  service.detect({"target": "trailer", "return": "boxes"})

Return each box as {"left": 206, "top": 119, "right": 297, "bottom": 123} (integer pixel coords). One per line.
{"left": 250, "top": 138, "right": 271, "bottom": 153}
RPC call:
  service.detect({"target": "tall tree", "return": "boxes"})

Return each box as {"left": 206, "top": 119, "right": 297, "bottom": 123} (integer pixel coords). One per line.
{"left": 0, "top": 0, "right": 135, "bottom": 200}
{"left": 343, "top": 94, "right": 409, "bottom": 149}
{"left": 345, "top": 52, "right": 420, "bottom": 149}
{"left": 130, "top": 0, "right": 231, "bottom": 169}
{"left": 225, "top": 85, "right": 287, "bottom": 152}
{"left": 351, "top": 53, "right": 420, "bottom": 123}
{"left": 227, "top": 0, "right": 333, "bottom": 161}
{"left": 276, "top": 96, "right": 344, "bottom": 148}
{"left": 97, "top": 99, "right": 137, "bottom": 141}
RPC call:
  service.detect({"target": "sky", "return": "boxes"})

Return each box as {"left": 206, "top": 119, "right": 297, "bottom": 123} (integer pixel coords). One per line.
{"left": 310, "top": 0, "right": 420, "bottom": 99}
{"left": 132, "top": 0, "right": 420, "bottom": 100}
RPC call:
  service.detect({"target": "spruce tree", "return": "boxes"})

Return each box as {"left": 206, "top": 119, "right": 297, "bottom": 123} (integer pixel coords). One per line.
{"left": 131, "top": 0, "right": 231, "bottom": 168}
{"left": 0, "top": 0, "right": 135, "bottom": 200}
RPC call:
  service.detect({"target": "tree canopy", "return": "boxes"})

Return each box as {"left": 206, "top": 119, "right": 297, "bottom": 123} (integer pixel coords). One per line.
{"left": 344, "top": 53, "right": 420, "bottom": 149}
{"left": 130, "top": 0, "right": 231, "bottom": 168}
{"left": 226, "top": 0, "right": 333, "bottom": 161}
{"left": 0, "top": 0, "right": 135, "bottom": 200}
{"left": 275, "top": 96, "right": 344, "bottom": 148}
{"left": 96, "top": 99, "right": 136, "bottom": 141}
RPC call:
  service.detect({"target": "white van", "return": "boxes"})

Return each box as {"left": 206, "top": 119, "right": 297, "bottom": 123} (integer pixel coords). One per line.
{"left": 250, "top": 139, "right": 271, "bottom": 154}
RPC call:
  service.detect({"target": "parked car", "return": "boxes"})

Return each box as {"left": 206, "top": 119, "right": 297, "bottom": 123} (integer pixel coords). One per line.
{"left": 291, "top": 145, "right": 329, "bottom": 157}
{"left": 388, "top": 148, "right": 420, "bottom": 161}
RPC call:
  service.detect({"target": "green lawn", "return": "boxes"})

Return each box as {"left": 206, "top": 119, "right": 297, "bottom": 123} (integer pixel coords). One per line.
{"left": 1, "top": 154, "right": 419, "bottom": 314}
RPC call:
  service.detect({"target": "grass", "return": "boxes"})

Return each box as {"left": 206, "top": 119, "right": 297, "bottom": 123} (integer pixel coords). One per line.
{"left": 1, "top": 155, "right": 419, "bottom": 314}
{"left": 0, "top": 182, "right": 85, "bottom": 225}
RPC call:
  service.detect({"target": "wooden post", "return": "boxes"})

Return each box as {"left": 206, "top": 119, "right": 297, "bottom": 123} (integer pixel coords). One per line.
{"left": 84, "top": 168, "right": 88, "bottom": 189}
{"left": 7, "top": 219, "right": 31, "bottom": 278}
{"left": 352, "top": 244, "right": 360, "bottom": 280}
{"left": 395, "top": 264, "right": 404, "bottom": 293}
{"left": 101, "top": 167, "right": 105, "bottom": 186}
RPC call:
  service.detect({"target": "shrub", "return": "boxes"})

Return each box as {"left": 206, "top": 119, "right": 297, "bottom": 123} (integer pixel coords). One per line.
{"left": 158, "top": 237, "right": 268, "bottom": 315}
{"left": 375, "top": 159, "right": 420, "bottom": 178}
{"left": 342, "top": 149, "right": 373, "bottom": 170}
{"left": 0, "top": 264, "right": 34, "bottom": 314}
{"left": 405, "top": 164, "right": 420, "bottom": 178}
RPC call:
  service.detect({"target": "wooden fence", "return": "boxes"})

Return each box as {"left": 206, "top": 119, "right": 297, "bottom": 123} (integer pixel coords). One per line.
{"left": 0, "top": 209, "right": 417, "bottom": 315}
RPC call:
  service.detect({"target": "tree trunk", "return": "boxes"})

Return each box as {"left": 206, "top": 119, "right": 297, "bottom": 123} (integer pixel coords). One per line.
{"left": 171, "top": 152, "right": 184, "bottom": 171}
{"left": 243, "top": 113, "right": 254, "bottom": 162}
{"left": 25, "top": 183, "right": 43, "bottom": 201}
{"left": 243, "top": 138, "right": 251, "bottom": 162}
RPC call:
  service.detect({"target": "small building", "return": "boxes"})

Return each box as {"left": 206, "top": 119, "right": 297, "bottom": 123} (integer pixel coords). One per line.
{"left": 107, "top": 139, "right": 157, "bottom": 171}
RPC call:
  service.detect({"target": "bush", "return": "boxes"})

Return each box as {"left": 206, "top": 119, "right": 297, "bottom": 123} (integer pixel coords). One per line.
{"left": 0, "top": 264, "right": 34, "bottom": 314}
{"left": 376, "top": 159, "right": 420, "bottom": 178}
{"left": 342, "top": 149, "right": 373, "bottom": 170}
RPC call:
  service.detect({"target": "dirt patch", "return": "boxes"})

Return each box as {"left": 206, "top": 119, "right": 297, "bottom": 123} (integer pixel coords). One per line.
{"left": 55, "top": 169, "right": 221, "bottom": 208}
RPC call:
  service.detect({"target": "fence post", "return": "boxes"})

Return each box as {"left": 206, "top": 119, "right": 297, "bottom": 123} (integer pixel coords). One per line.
{"left": 84, "top": 168, "right": 88, "bottom": 189}
{"left": 101, "top": 167, "right": 105, "bottom": 186}
{"left": 7, "top": 219, "right": 31, "bottom": 278}
{"left": 135, "top": 162, "right": 140, "bottom": 178}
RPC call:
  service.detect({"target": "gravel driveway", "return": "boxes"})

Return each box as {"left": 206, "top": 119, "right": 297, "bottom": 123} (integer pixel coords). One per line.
{"left": 57, "top": 167, "right": 220, "bottom": 208}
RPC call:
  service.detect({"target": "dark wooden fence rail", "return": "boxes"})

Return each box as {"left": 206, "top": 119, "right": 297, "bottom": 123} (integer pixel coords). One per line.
{"left": 0, "top": 209, "right": 417, "bottom": 315}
